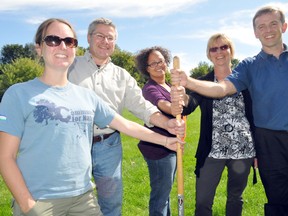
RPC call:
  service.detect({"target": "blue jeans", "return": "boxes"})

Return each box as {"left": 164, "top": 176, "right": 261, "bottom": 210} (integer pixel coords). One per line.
{"left": 145, "top": 153, "right": 177, "bottom": 216}
{"left": 91, "top": 132, "right": 122, "bottom": 216}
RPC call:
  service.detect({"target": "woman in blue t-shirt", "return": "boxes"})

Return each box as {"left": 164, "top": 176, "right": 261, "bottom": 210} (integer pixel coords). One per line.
{"left": 0, "top": 19, "right": 183, "bottom": 216}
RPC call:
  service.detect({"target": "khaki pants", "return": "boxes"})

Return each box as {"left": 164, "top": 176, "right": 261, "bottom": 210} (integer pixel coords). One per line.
{"left": 13, "top": 190, "right": 102, "bottom": 216}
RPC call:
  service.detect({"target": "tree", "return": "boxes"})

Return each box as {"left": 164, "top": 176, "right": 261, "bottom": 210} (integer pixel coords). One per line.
{"left": 111, "top": 46, "right": 146, "bottom": 87}
{"left": 23, "top": 43, "right": 38, "bottom": 60}
{"left": 0, "top": 43, "right": 37, "bottom": 64}
{"left": 111, "top": 46, "right": 135, "bottom": 72}
{"left": 231, "top": 58, "right": 240, "bottom": 69}
{"left": 76, "top": 46, "right": 87, "bottom": 56}
{"left": 190, "top": 58, "right": 240, "bottom": 79}
{"left": 0, "top": 58, "right": 43, "bottom": 99}
{"left": 0, "top": 43, "right": 86, "bottom": 64}
{"left": 190, "top": 61, "right": 213, "bottom": 79}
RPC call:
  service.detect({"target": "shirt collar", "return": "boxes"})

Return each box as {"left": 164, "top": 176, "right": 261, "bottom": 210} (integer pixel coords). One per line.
{"left": 259, "top": 43, "right": 288, "bottom": 59}
{"left": 84, "top": 50, "right": 111, "bottom": 69}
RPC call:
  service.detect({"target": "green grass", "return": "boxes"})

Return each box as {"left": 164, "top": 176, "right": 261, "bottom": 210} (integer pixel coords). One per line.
{"left": 0, "top": 108, "right": 266, "bottom": 215}
{"left": 0, "top": 177, "right": 12, "bottom": 216}
{"left": 121, "top": 108, "right": 266, "bottom": 216}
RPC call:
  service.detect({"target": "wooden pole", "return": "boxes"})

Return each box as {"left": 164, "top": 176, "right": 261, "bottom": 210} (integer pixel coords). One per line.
{"left": 173, "top": 56, "right": 184, "bottom": 216}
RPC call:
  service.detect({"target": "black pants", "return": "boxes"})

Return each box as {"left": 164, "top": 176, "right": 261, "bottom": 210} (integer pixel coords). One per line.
{"left": 255, "top": 127, "right": 288, "bottom": 216}
{"left": 195, "top": 157, "right": 253, "bottom": 216}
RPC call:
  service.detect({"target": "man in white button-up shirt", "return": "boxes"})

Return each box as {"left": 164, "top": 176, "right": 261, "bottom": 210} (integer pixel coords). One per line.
{"left": 68, "top": 17, "right": 184, "bottom": 216}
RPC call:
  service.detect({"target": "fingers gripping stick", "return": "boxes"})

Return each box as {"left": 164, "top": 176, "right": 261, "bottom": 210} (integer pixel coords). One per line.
{"left": 173, "top": 56, "right": 184, "bottom": 216}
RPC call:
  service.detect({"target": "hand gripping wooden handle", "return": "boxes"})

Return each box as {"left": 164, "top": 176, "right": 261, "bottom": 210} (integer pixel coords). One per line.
{"left": 173, "top": 56, "right": 184, "bottom": 216}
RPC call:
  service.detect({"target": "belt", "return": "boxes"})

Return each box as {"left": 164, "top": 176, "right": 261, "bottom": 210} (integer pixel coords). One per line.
{"left": 93, "top": 131, "right": 119, "bottom": 143}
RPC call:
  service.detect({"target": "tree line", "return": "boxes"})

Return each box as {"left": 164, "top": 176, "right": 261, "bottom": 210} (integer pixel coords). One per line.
{"left": 0, "top": 43, "right": 240, "bottom": 100}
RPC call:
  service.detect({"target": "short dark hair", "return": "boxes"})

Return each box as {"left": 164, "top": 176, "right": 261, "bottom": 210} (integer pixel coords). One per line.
{"left": 253, "top": 6, "right": 286, "bottom": 29}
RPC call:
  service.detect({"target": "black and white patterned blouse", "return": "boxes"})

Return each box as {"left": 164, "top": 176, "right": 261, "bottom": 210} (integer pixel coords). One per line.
{"left": 208, "top": 92, "right": 256, "bottom": 159}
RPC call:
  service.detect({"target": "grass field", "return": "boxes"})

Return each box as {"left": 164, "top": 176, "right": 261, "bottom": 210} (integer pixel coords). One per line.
{"left": 0, "top": 108, "right": 266, "bottom": 215}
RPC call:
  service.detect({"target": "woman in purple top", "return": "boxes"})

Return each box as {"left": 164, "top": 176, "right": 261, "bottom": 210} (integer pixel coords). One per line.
{"left": 135, "top": 46, "right": 189, "bottom": 216}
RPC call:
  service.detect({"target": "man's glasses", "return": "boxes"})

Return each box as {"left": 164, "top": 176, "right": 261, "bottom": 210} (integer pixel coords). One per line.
{"left": 42, "top": 35, "right": 78, "bottom": 48}
{"left": 92, "top": 33, "right": 115, "bottom": 42}
{"left": 147, "top": 60, "right": 165, "bottom": 68}
{"left": 209, "top": 44, "right": 229, "bottom": 53}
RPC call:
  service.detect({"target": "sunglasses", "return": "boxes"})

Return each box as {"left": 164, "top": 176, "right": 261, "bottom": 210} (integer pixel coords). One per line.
{"left": 209, "top": 44, "right": 229, "bottom": 53}
{"left": 42, "top": 35, "right": 78, "bottom": 48}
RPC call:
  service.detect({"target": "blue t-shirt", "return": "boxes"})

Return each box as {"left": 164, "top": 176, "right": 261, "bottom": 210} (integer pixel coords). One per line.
{"left": 227, "top": 47, "right": 288, "bottom": 131}
{"left": 0, "top": 78, "right": 115, "bottom": 200}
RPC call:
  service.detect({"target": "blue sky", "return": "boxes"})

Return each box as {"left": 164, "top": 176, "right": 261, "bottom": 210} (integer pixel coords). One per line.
{"left": 1, "top": 0, "right": 288, "bottom": 72}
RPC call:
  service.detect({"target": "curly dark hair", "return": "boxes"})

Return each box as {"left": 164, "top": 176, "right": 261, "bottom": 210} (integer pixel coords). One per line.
{"left": 134, "top": 46, "right": 171, "bottom": 78}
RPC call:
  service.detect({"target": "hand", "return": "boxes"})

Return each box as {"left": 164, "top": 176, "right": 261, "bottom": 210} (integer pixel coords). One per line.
{"left": 166, "top": 118, "right": 185, "bottom": 139}
{"left": 171, "top": 86, "right": 185, "bottom": 117}
{"left": 165, "top": 137, "right": 185, "bottom": 151}
{"left": 21, "top": 198, "right": 36, "bottom": 214}
{"left": 170, "top": 69, "right": 188, "bottom": 87}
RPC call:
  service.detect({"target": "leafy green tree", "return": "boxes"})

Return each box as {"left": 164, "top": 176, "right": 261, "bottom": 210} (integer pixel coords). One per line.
{"left": 0, "top": 58, "right": 43, "bottom": 98}
{"left": 24, "top": 43, "right": 38, "bottom": 60}
{"left": 0, "top": 43, "right": 86, "bottom": 64}
{"left": 190, "top": 58, "right": 240, "bottom": 79}
{"left": 0, "top": 41, "right": 241, "bottom": 97}
{"left": 191, "top": 61, "right": 213, "bottom": 78}
{"left": 0, "top": 43, "right": 37, "bottom": 64}
{"left": 111, "top": 46, "right": 135, "bottom": 72}
{"left": 111, "top": 46, "right": 146, "bottom": 87}
{"left": 231, "top": 58, "right": 240, "bottom": 69}
{"left": 76, "top": 46, "right": 87, "bottom": 56}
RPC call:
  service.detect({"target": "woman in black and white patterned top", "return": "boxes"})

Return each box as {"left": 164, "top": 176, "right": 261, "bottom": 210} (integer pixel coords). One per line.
{"left": 172, "top": 33, "right": 256, "bottom": 216}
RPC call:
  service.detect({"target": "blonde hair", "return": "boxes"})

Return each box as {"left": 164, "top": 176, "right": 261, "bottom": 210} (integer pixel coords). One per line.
{"left": 206, "top": 33, "right": 235, "bottom": 66}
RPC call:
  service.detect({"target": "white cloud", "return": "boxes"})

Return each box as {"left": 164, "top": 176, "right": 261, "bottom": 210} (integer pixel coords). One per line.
{"left": 0, "top": 0, "right": 207, "bottom": 17}
{"left": 25, "top": 17, "right": 47, "bottom": 25}
{"left": 1, "top": 0, "right": 288, "bottom": 72}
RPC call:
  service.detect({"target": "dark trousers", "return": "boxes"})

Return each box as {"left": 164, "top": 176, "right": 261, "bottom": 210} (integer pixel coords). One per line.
{"left": 255, "top": 127, "right": 288, "bottom": 216}
{"left": 195, "top": 157, "right": 253, "bottom": 216}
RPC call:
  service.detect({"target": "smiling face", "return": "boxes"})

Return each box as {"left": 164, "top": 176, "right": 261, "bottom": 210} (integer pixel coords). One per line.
{"left": 87, "top": 24, "right": 116, "bottom": 65}
{"left": 254, "top": 11, "right": 287, "bottom": 50}
{"left": 146, "top": 50, "right": 168, "bottom": 81}
{"left": 36, "top": 21, "right": 76, "bottom": 72}
{"left": 208, "top": 37, "right": 232, "bottom": 68}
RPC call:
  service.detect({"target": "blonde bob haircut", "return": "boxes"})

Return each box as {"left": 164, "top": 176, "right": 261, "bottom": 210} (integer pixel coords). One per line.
{"left": 206, "top": 33, "right": 235, "bottom": 66}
